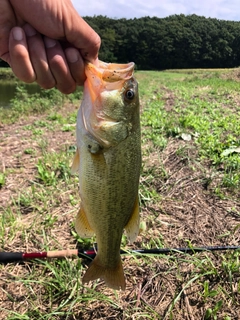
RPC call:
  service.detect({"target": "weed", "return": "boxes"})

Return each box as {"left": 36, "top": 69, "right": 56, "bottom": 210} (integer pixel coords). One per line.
{"left": 0, "top": 172, "right": 5, "bottom": 188}
{"left": 36, "top": 159, "right": 57, "bottom": 186}
{"left": 205, "top": 300, "right": 223, "bottom": 320}
{"left": 24, "top": 148, "right": 35, "bottom": 155}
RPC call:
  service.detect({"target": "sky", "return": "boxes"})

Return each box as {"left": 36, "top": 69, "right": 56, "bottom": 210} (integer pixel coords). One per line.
{"left": 72, "top": 0, "right": 240, "bottom": 21}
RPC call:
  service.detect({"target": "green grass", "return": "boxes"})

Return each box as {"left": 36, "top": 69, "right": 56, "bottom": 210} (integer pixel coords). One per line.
{"left": 139, "top": 70, "right": 240, "bottom": 193}
{"left": 0, "top": 83, "right": 82, "bottom": 123}
{"left": 0, "top": 69, "right": 240, "bottom": 319}
{"left": 0, "top": 68, "right": 16, "bottom": 80}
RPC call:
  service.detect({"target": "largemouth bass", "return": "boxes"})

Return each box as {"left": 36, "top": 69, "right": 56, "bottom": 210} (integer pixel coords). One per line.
{"left": 71, "top": 60, "right": 141, "bottom": 290}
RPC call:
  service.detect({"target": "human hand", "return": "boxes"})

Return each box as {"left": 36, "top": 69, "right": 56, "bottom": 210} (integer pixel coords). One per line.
{"left": 0, "top": 0, "right": 101, "bottom": 93}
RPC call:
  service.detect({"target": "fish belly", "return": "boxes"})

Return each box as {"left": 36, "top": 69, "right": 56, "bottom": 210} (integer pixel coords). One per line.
{"left": 78, "top": 128, "right": 141, "bottom": 290}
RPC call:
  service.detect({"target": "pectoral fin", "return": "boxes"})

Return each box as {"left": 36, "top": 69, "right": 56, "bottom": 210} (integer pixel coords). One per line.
{"left": 71, "top": 148, "right": 80, "bottom": 174}
{"left": 75, "top": 206, "right": 94, "bottom": 238}
{"left": 124, "top": 196, "right": 140, "bottom": 244}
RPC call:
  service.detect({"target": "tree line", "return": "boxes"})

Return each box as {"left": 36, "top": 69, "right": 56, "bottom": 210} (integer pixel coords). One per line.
{"left": 1, "top": 14, "right": 240, "bottom": 69}
{"left": 84, "top": 14, "right": 240, "bottom": 69}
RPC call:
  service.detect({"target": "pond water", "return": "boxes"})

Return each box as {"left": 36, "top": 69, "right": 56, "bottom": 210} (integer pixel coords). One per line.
{"left": 0, "top": 81, "right": 42, "bottom": 108}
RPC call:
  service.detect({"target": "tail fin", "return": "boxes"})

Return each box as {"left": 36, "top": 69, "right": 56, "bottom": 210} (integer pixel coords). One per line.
{"left": 82, "top": 255, "right": 126, "bottom": 290}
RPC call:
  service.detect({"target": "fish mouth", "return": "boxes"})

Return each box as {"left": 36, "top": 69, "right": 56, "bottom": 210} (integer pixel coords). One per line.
{"left": 85, "top": 61, "right": 135, "bottom": 102}
{"left": 86, "top": 60, "right": 135, "bottom": 82}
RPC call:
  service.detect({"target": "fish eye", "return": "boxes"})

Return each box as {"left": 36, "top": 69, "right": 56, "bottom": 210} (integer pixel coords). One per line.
{"left": 124, "top": 89, "right": 135, "bottom": 101}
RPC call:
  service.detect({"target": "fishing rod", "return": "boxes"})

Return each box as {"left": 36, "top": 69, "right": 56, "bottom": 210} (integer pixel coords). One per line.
{"left": 0, "top": 245, "right": 240, "bottom": 264}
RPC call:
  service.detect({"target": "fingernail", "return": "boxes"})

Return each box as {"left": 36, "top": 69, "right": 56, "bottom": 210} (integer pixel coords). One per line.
{"left": 24, "top": 24, "right": 37, "bottom": 37}
{"left": 66, "top": 48, "right": 79, "bottom": 63}
{"left": 13, "top": 28, "right": 23, "bottom": 41}
{"left": 44, "top": 37, "right": 57, "bottom": 48}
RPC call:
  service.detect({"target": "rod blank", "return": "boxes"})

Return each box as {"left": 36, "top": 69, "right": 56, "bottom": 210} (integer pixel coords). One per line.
{"left": 0, "top": 245, "right": 239, "bottom": 264}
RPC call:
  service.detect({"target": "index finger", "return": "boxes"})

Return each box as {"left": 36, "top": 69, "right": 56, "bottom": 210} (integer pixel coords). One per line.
{"left": 65, "top": 15, "right": 101, "bottom": 64}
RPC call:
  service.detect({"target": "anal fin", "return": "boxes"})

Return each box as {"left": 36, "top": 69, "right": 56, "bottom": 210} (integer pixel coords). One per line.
{"left": 75, "top": 206, "right": 94, "bottom": 238}
{"left": 124, "top": 196, "right": 140, "bottom": 244}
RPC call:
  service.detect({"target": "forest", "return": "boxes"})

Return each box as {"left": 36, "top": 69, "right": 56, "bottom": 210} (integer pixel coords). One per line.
{"left": 1, "top": 14, "right": 240, "bottom": 69}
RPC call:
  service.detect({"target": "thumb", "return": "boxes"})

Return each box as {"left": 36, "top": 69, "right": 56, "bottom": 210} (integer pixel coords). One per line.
{"left": 63, "top": 9, "right": 101, "bottom": 64}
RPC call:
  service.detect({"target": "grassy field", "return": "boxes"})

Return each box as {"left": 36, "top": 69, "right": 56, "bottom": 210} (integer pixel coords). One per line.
{"left": 0, "top": 68, "right": 240, "bottom": 319}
